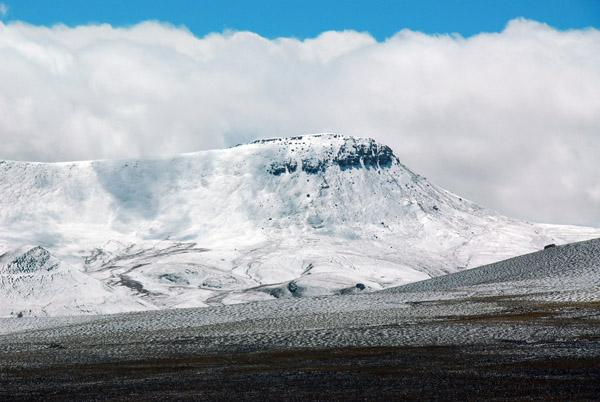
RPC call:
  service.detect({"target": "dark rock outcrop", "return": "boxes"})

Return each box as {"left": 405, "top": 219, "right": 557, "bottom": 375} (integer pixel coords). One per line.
{"left": 263, "top": 135, "right": 397, "bottom": 176}
{"left": 1, "top": 246, "right": 58, "bottom": 274}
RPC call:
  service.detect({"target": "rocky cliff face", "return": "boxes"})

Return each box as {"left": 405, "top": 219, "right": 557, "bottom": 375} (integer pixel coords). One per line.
{"left": 263, "top": 135, "right": 396, "bottom": 175}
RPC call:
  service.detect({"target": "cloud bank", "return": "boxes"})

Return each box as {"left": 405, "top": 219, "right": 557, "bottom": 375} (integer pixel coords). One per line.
{"left": 0, "top": 19, "right": 599, "bottom": 226}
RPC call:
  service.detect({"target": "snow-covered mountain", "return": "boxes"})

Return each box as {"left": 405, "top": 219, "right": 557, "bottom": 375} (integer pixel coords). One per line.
{"left": 1, "top": 134, "right": 599, "bottom": 316}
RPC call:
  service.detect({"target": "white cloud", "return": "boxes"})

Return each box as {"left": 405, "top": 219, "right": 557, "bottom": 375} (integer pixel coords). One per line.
{"left": 0, "top": 19, "right": 599, "bottom": 227}
{"left": 0, "top": 3, "right": 7, "bottom": 16}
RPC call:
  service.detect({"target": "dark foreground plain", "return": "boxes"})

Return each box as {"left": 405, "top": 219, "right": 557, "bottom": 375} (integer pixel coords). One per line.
{"left": 2, "top": 239, "right": 600, "bottom": 401}
{"left": 3, "top": 344, "right": 600, "bottom": 401}
{"left": 2, "top": 298, "right": 599, "bottom": 401}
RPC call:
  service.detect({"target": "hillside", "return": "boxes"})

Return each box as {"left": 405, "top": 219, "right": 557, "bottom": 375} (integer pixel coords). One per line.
{"left": 382, "top": 237, "right": 600, "bottom": 303}
{"left": 0, "top": 245, "right": 151, "bottom": 317}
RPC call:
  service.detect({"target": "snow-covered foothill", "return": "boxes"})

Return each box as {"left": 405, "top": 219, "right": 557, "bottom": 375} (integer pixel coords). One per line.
{"left": 382, "top": 237, "right": 600, "bottom": 303}
{"left": 0, "top": 245, "right": 151, "bottom": 317}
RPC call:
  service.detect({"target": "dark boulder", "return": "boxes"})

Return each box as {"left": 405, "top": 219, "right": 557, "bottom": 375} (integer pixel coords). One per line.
{"left": 287, "top": 281, "right": 298, "bottom": 294}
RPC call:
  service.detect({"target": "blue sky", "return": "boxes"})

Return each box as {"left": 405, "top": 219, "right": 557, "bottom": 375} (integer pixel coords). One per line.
{"left": 1, "top": 0, "right": 599, "bottom": 39}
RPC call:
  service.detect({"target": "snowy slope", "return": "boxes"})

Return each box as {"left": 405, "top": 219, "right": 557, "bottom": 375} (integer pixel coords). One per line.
{"left": 2, "top": 239, "right": 598, "bottom": 339}
{"left": 0, "top": 246, "right": 151, "bottom": 317}
{"left": 382, "top": 237, "right": 600, "bottom": 303}
{"left": 1, "top": 134, "right": 599, "bottom": 316}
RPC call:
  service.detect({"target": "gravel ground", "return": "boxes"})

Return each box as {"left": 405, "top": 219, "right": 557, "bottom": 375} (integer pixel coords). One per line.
{"left": 1, "top": 295, "right": 599, "bottom": 401}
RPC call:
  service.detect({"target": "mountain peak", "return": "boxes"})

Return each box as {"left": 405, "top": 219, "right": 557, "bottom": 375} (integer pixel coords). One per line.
{"left": 0, "top": 246, "right": 58, "bottom": 274}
